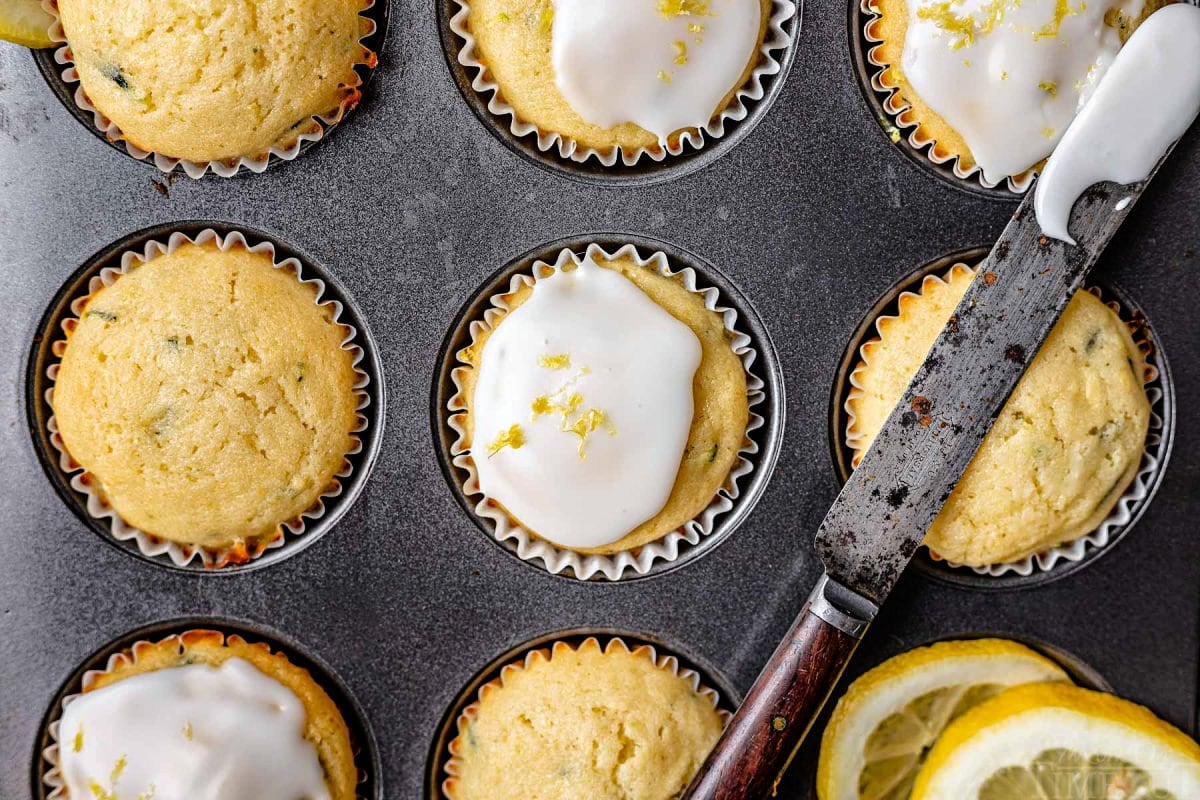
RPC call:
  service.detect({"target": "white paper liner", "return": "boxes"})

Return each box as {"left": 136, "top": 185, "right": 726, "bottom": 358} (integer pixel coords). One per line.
{"left": 449, "top": 0, "right": 796, "bottom": 167}
{"left": 41, "top": 0, "right": 378, "bottom": 178}
{"left": 447, "top": 242, "right": 765, "bottom": 581}
{"left": 43, "top": 227, "right": 372, "bottom": 568}
{"left": 844, "top": 262, "right": 1165, "bottom": 578}
{"left": 859, "top": 0, "right": 1036, "bottom": 193}
{"left": 41, "top": 629, "right": 369, "bottom": 800}
{"left": 442, "top": 635, "right": 731, "bottom": 799}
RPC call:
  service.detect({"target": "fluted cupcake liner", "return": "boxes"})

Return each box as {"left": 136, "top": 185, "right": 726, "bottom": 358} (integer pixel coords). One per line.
{"left": 446, "top": 242, "right": 765, "bottom": 581}
{"left": 449, "top": 0, "right": 796, "bottom": 167}
{"left": 844, "top": 262, "right": 1168, "bottom": 578}
{"left": 41, "top": 628, "right": 371, "bottom": 800}
{"left": 858, "top": 0, "right": 1036, "bottom": 193}
{"left": 441, "top": 635, "right": 731, "bottom": 799}
{"left": 41, "top": 0, "right": 378, "bottom": 178}
{"left": 42, "top": 227, "right": 373, "bottom": 568}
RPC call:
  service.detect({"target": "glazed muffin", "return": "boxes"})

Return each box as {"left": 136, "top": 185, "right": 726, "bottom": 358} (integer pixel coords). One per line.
{"left": 457, "top": 250, "right": 750, "bottom": 556}
{"left": 444, "top": 637, "right": 725, "bottom": 800}
{"left": 55, "top": 0, "right": 372, "bottom": 164}
{"left": 52, "top": 629, "right": 356, "bottom": 800}
{"left": 867, "top": 0, "right": 1170, "bottom": 184}
{"left": 51, "top": 240, "right": 359, "bottom": 562}
{"left": 847, "top": 264, "right": 1150, "bottom": 566}
{"left": 462, "top": 0, "right": 772, "bottom": 155}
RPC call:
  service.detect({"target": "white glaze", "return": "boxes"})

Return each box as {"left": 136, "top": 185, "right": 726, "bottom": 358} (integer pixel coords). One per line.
{"left": 902, "top": 0, "right": 1145, "bottom": 184}
{"left": 58, "top": 658, "right": 329, "bottom": 800}
{"left": 1035, "top": 3, "right": 1200, "bottom": 243}
{"left": 549, "top": 0, "right": 761, "bottom": 142}
{"left": 472, "top": 257, "right": 702, "bottom": 549}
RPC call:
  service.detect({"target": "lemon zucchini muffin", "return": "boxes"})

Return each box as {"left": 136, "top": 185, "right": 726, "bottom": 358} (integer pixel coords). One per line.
{"left": 847, "top": 264, "right": 1150, "bottom": 567}
{"left": 443, "top": 637, "right": 725, "bottom": 800}
{"left": 51, "top": 629, "right": 356, "bottom": 800}
{"left": 55, "top": 0, "right": 373, "bottom": 165}
{"left": 456, "top": 250, "right": 750, "bottom": 557}
{"left": 460, "top": 0, "right": 773, "bottom": 157}
{"left": 51, "top": 238, "right": 360, "bottom": 564}
{"left": 866, "top": 0, "right": 1171, "bottom": 185}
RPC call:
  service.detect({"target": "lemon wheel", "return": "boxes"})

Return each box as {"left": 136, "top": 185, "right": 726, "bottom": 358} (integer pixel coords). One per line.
{"left": 0, "top": 0, "right": 55, "bottom": 48}
{"left": 912, "top": 683, "right": 1200, "bottom": 800}
{"left": 817, "top": 638, "right": 1071, "bottom": 800}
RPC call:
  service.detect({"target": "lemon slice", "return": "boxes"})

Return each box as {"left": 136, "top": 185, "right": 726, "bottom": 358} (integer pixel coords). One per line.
{"left": 912, "top": 683, "right": 1200, "bottom": 799}
{"left": 817, "top": 639, "right": 1071, "bottom": 800}
{"left": 0, "top": 0, "right": 55, "bottom": 49}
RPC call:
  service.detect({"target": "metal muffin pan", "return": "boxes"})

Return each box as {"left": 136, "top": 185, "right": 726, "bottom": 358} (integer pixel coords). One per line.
{"left": 827, "top": 246, "right": 1176, "bottom": 591}
{"left": 432, "top": 233, "right": 785, "bottom": 581}
{"left": 1, "top": 1, "right": 1198, "bottom": 798}
{"left": 26, "top": 220, "right": 387, "bottom": 574}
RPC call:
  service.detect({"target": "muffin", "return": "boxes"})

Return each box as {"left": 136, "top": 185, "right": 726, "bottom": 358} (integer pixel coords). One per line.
{"left": 456, "top": 249, "right": 751, "bottom": 557}
{"left": 460, "top": 0, "right": 772, "bottom": 158}
{"left": 55, "top": 0, "right": 373, "bottom": 165}
{"left": 443, "top": 637, "right": 725, "bottom": 800}
{"left": 51, "top": 238, "right": 360, "bottom": 564}
{"left": 49, "top": 629, "right": 356, "bottom": 800}
{"left": 847, "top": 264, "right": 1150, "bottom": 567}
{"left": 866, "top": 0, "right": 1169, "bottom": 185}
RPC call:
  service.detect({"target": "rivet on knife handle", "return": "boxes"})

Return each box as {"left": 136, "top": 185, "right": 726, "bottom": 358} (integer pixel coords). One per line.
{"left": 681, "top": 575, "right": 877, "bottom": 800}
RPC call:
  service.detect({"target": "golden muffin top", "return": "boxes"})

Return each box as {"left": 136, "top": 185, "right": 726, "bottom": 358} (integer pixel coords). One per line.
{"left": 57, "top": 0, "right": 370, "bottom": 162}
{"left": 848, "top": 265, "right": 1150, "bottom": 566}
{"left": 52, "top": 241, "right": 359, "bottom": 556}
{"left": 446, "top": 638, "right": 725, "bottom": 800}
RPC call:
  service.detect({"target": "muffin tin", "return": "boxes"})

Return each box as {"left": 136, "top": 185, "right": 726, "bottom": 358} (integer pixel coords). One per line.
{"left": 2, "top": 1, "right": 1199, "bottom": 798}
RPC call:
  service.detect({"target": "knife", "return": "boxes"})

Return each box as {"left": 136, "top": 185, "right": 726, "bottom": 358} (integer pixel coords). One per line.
{"left": 680, "top": 155, "right": 1183, "bottom": 800}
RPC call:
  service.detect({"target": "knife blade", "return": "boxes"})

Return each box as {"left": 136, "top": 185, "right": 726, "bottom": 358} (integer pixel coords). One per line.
{"left": 682, "top": 159, "right": 1180, "bottom": 800}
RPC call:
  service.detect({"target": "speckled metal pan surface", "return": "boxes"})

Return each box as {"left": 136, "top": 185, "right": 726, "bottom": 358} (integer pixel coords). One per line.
{"left": 1, "top": 2, "right": 1198, "bottom": 798}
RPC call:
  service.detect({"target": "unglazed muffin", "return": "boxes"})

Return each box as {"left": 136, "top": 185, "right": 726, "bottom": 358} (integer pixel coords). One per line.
{"left": 51, "top": 240, "right": 359, "bottom": 562}
{"left": 457, "top": 250, "right": 750, "bottom": 556}
{"left": 462, "top": 0, "right": 772, "bottom": 155}
{"left": 847, "top": 264, "right": 1150, "bottom": 566}
{"left": 51, "top": 630, "right": 356, "bottom": 800}
{"left": 867, "top": 0, "right": 1170, "bottom": 184}
{"left": 55, "top": 0, "right": 372, "bottom": 164}
{"left": 443, "top": 637, "right": 725, "bottom": 800}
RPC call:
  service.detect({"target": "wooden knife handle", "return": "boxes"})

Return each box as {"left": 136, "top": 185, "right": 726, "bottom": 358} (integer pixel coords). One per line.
{"left": 682, "top": 575, "right": 876, "bottom": 800}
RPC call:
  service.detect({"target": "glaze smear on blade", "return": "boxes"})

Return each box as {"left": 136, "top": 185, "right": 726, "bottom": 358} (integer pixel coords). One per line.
{"left": 471, "top": 258, "right": 702, "bottom": 550}
{"left": 550, "top": 0, "right": 761, "bottom": 142}
{"left": 58, "top": 658, "right": 329, "bottom": 800}
{"left": 901, "top": 0, "right": 1145, "bottom": 184}
{"left": 1035, "top": 3, "right": 1200, "bottom": 243}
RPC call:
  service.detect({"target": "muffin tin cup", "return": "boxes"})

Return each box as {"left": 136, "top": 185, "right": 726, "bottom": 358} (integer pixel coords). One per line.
{"left": 435, "top": 236, "right": 783, "bottom": 581}
{"left": 442, "top": 0, "right": 798, "bottom": 185}
{"left": 28, "top": 222, "right": 385, "bottom": 571}
{"left": 850, "top": 0, "right": 1029, "bottom": 199}
{"left": 428, "top": 630, "right": 738, "bottom": 800}
{"left": 830, "top": 248, "right": 1174, "bottom": 590}
{"left": 36, "top": 0, "right": 385, "bottom": 178}
{"left": 35, "top": 619, "right": 380, "bottom": 800}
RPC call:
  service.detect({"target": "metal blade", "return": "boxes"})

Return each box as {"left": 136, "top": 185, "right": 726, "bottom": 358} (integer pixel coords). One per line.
{"left": 816, "top": 170, "right": 1168, "bottom": 607}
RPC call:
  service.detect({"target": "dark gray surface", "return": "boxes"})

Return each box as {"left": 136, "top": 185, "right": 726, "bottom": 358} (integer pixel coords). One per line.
{"left": 0, "top": 2, "right": 1197, "bottom": 798}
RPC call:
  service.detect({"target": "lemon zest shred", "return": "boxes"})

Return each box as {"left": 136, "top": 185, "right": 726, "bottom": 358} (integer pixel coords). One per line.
{"left": 538, "top": 353, "right": 571, "bottom": 369}
{"left": 487, "top": 424, "right": 525, "bottom": 456}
